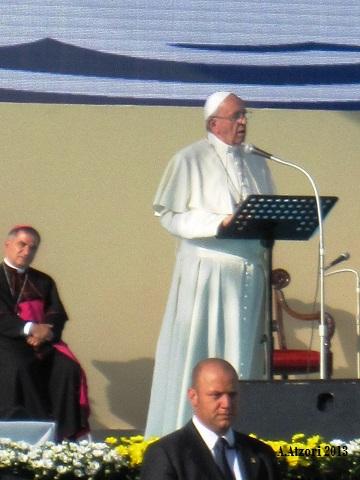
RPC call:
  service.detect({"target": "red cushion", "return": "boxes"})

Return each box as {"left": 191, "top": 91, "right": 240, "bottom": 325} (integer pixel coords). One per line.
{"left": 272, "top": 349, "right": 320, "bottom": 373}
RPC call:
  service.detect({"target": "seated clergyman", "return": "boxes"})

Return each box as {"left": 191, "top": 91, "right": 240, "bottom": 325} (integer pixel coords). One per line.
{"left": 0, "top": 225, "right": 90, "bottom": 440}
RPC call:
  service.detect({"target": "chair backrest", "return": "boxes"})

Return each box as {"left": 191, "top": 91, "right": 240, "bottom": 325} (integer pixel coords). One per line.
{"left": 271, "top": 268, "right": 335, "bottom": 377}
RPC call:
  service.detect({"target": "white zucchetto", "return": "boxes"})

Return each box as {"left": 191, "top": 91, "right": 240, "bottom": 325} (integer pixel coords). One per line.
{"left": 203, "top": 91, "right": 234, "bottom": 120}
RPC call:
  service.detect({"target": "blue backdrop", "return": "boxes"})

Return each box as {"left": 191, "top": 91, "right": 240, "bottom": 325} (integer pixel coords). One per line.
{"left": 0, "top": 1, "right": 359, "bottom": 109}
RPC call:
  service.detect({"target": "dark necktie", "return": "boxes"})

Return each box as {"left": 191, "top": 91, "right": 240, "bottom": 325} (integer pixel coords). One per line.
{"left": 214, "top": 437, "right": 236, "bottom": 480}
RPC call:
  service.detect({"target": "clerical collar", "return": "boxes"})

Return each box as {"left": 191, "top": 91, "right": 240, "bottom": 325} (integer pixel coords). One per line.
{"left": 3, "top": 257, "right": 27, "bottom": 274}
{"left": 208, "top": 132, "right": 242, "bottom": 157}
{"left": 192, "top": 415, "right": 235, "bottom": 450}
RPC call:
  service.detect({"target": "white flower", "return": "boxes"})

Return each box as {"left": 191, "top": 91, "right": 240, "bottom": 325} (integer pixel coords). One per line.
{"left": 56, "top": 465, "right": 70, "bottom": 474}
{"left": 330, "top": 438, "right": 346, "bottom": 445}
{"left": 346, "top": 440, "right": 360, "bottom": 455}
{"left": 0, "top": 437, "right": 130, "bottom": 479}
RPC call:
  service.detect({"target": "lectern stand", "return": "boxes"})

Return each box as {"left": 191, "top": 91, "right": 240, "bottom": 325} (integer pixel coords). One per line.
{"left": 217, "top": 194, "right": 338, "bottom": 379}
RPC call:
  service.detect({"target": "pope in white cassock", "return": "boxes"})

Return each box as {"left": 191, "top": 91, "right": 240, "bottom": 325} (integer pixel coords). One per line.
{"left": 145, "top": 92, "right": 276, "bottom": 438}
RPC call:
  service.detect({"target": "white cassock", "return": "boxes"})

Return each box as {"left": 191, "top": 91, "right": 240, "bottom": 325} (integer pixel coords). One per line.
{"left": 145, "top": 133, "right": 276, "bottom": 438}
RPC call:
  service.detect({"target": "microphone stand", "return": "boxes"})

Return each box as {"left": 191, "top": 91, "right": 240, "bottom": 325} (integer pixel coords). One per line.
{"left": 325, "top": 268, "right": 360, "bottom": 379}
{"left": 266, "top": 153, "right": 328, "bottom": 379}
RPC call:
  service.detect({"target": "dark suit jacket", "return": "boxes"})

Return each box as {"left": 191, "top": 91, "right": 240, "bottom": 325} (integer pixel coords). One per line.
{"left": 140, "top": 421, "right": 280, "bottom": 480}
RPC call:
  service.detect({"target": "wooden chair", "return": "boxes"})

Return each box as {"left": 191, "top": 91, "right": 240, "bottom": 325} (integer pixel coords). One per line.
{"left": 271, "top": 268, "right": 335, "bottom": 379}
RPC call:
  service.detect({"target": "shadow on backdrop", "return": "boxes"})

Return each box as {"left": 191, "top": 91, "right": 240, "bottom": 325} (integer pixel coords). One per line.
{"left": 92, "top": 358, "right": 154, "bottom": 431}
{"left": 88, "top": 302, "right": 356, "bottom": 431}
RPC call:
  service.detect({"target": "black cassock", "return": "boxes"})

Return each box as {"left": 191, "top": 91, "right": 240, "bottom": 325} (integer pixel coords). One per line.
{"left": 0, "top": 262, "right": 89, "bottom": 440}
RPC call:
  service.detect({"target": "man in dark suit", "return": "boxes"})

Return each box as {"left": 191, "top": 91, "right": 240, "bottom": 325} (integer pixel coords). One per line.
{"left": 141, "top": 358, "right": 280, "bottom": 480}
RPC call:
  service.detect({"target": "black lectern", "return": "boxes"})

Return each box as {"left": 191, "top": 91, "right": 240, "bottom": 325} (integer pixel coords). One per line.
{"left": 217, "top": 194, "right": 338, "bottom": 241}
{"left": 217, "top": 194, "right": 338, "bottom": 378}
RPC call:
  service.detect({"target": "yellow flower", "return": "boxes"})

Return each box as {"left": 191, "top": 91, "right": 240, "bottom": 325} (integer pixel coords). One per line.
{"left": 292, "top": 433, "right": 306, "bottom": 443}
{"left": 104, "top": 437, "right": 118, "bottom": 445}
{"left": 119, "top": 436, "right": 132, "bottom": 445}
{"left": 128, "top": 435, "right": 146, "bottom": 443}
{"left": 115, "top": 445, "right": 129, "bottom": 457}
{"left": 146, "top": 437, "right": 160, "bottom": 446}
{"left": 108, "top": 435, "right": 160, "bottom": 467}
{"left": 127, "top": 442, "right": 148, "bottom": 466}
{"left": 261, "top": 434, "right": 320, "bottom": 468}
{"left": 306, "top": 435, "right": 323, "bottom": 449}
{"left": 286, "top": 454, "right": 301, "bottom": 467}
{"left": 264, "top": 440, "right": 287, "bottom": 452}
{"left": 319, "top": 441, "right": 331, "bottom": 453}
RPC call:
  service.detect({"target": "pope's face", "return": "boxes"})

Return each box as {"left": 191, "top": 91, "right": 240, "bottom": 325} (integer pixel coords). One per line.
{"left": 4, "top": 232, "right": 39, "bottom": 269}
{"left": 209, "top": 94, "right": 247, "bottom": 146}
{"left": 188, "top": 364, "right": 239, "bottom": 435}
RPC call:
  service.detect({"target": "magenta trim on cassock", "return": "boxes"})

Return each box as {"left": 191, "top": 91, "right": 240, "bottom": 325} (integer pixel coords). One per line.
{"left": 18, "top": 299, "right": 90, "bottom": 413}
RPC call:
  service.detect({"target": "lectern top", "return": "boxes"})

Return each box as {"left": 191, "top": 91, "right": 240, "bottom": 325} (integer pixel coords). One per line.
{"left": 217, "top": 195, "right": 338, "bottom": 241}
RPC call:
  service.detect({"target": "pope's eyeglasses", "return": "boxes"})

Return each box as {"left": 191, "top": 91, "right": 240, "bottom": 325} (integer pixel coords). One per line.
{"left": 213, "top": 110, "right": 251, "bottom": 122}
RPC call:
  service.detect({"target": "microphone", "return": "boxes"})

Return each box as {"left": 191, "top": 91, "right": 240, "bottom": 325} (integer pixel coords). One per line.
{"left": 324, "top": 252, "right": 350, "bottom": 271}
{"left": 242, "top": 143, "right": 273, "bottom": 159}
{"left": 243, "top": 141, "right": 332, "bottom": 379}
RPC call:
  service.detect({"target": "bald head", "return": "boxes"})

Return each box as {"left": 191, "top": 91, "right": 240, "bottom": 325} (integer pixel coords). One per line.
{"left": 188, "top": 358, "right": 239, "bottom": 434}
{"left": 191, "top": 358, "right": 238, "bottom": 388}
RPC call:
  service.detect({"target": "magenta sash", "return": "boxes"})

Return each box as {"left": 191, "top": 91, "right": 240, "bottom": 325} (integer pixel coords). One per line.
{"left": 18, "top": 300, "right": 90, "bottom": 417}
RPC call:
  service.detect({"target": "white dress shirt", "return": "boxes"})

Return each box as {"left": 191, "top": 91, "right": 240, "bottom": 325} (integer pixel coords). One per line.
{"left": 192, "top": 415, "right": 244, "bottom": 480}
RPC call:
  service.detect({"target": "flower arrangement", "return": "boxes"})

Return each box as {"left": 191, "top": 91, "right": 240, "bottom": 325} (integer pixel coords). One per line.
{"left": 1, "top": 433, "right": 360, "bottom": 479}
{"left": 0, "top": 437, "right": 126, "bottom": 480}
{"left": 259, "top": 433, "right": 360, "bottom": 480}
{"left": 104, "top": 435, "right": 158, "bottom": 471}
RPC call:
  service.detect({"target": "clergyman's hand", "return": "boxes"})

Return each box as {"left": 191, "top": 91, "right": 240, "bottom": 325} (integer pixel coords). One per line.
{"left": 27, "top": 323, "right": 54, "bottom": 347}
